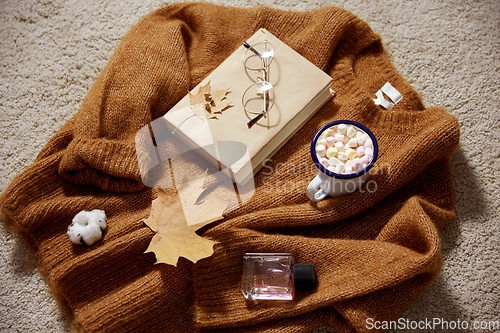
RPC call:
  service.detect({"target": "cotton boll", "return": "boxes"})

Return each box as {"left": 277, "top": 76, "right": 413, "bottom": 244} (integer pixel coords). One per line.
{"left": 67, "top": 209, "right": 107, "bottom": 246}
{"left": 80, "top": 223, "right": 103, "bottom": 246}
{"left": 87, "top": 209, "right": 107, "bottom": 230}
{"left": 67, "top": 223, "right": 87, "bottom": 244}
{"left": 73, "top": 211, "right": 90, "bottom": 225}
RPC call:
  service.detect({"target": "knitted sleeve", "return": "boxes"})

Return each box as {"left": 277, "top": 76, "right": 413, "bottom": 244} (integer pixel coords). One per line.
{"left": 42, "top": 7, "right": 195, "bottom": 193}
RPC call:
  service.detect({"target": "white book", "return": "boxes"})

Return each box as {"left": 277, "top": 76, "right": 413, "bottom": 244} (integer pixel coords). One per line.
{"left": 162, "top": 28, "right": 334, "bottom": 185}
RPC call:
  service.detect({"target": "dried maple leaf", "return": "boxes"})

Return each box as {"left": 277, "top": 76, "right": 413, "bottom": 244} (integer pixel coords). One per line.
{"left": 143, "top": 172, "right": 234, "bottom": 266}
{"left": 189, "top": 81, "right": 232, "bottom": 120}
{"left": 177, "top": 173, "right": 233, "bottom": 226}
{"left": 189, "top": 81, "right": 210, "bottom": 120}
{"left": 143, "top": 188, "right": 219, "bottom": 266}
{"left": 210, "top": 87, "right": 232, "bottom": 114}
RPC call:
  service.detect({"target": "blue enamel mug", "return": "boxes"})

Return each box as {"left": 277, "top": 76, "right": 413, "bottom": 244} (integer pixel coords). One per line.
{"left": 306, "top": 120, "right": 378, "bottom": 201}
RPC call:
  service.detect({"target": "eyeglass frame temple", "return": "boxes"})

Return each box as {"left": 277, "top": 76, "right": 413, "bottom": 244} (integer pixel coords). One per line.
{"left": 243, "top": 41, "right": 271, "bottom": 128}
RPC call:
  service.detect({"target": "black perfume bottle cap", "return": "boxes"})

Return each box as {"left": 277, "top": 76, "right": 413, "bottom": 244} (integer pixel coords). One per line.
{"left": 293, "top": 263, "right": 316, "bottom": 291}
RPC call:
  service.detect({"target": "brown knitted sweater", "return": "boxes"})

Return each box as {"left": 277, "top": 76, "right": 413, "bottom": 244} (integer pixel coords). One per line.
{"left": 1, "top": 3, "right": 459, "bottom": 333}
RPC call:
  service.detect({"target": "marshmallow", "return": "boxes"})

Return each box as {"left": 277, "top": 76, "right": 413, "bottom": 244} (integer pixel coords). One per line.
{"left": 335, "top": 163, "right": 345, "bottom": 173}
{"left": 357, "top": 146, "right": 365, "bottom": 157}
{"left": 316, "top": 144, "right": 326, "bottom": 157}
{"left": 360, "top": 155, "right": 370, "bottom": 165}
{"left": 338, "top": 151, "right": 349, "bottom": 161}
{"left": 346, "top": 126, "right": 356, "bottom": 138}
{"left": 314, "top": 122, "right": 375, "bottom": 175}
{"left": 326, "top": 136, "right": 336, "bottom": 147}
{"left": 351, "top": 158, "right": 362, "bottom": 171}
{"left": 324, "top": 128, "right": 335, "bottom": 137}
{"left": 358, "top": 134, "right": 367, "bottom": 146}
{"left": 326, "top": 147, "right": 338, "bottom": 158}
{"left": 335, "top": 142, "right": 345, "bottom": 152}
{"left": 334, "top": 134, "right": 344, "bottom": 142}
{"left": 328, "top": 157, "right": 341, "bottom": 166}
{"left": 365, "top": 138, "right": 373, "bottom": 149}
{"left": 346, "top": 148, "right": 357, "bottom": 160}
{"left": 365, "top": 147, "right": 373, "bottom": 158}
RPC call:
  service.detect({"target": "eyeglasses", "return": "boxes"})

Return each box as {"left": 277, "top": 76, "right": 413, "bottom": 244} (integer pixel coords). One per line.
{"left": 242, "top": 41, "right": 275, "bottom": 129}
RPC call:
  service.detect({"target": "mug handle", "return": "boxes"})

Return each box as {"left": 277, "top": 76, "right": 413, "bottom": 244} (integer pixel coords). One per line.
{"left": 306, "top": 172, "right": 330, "bottom": 202}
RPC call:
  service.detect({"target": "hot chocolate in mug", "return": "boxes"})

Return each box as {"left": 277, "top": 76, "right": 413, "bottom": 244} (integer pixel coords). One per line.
{"left": 306, "top": 120, "right": 378, "bottom": 202}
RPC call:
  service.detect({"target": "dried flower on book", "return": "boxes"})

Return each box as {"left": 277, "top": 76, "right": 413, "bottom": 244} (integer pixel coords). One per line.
{"left": 189, "top": 81, "right": 232, "bottom": 119}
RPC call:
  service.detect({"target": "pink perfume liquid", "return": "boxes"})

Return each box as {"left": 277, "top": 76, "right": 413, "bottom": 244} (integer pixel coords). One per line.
{"left": 242, "top": 253, "right": 315, "bottom": 300}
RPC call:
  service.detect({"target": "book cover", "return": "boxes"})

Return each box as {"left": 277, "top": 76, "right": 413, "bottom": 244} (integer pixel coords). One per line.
{"left": 163, "top": 28, "right": 333, "bottom": 185}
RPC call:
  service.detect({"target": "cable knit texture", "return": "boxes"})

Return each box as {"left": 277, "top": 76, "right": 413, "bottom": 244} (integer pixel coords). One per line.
{"left": 0, "top": 3, "right": 459, "bottom": 333}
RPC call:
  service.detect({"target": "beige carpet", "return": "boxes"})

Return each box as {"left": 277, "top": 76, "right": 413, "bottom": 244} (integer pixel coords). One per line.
{"left": 1, "top": 0, "right": 498, "bottom": 332}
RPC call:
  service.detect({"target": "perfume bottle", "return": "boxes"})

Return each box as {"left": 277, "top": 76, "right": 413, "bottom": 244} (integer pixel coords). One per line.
{"left": 241, "top": 253, "right": 315, "bottom": 300}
